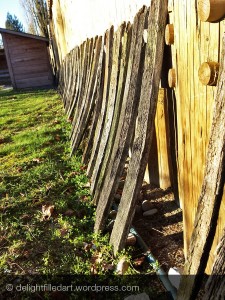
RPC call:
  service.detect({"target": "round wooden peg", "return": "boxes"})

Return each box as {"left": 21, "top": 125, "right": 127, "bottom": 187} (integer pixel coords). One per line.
{"left": 168, "top": 68, "right": 176, "bottom": 88}
{"left": 198, "top": 62, "right": 219, "bottom": 86}
{"left": 165, "top": 24, "right": 174, "bottom": 45}
{"left": 198, "top": 0, "right": 225, "bottom": 22}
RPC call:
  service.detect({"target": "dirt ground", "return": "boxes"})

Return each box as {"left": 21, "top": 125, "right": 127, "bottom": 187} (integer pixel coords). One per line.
{"left": 133, "top": 183, "right": 185, "bottom": 273}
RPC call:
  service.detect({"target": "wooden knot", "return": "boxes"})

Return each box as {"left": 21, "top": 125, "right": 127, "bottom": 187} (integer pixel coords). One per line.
{"left": 165, "top": 24, "right": 174, "bottom": 45}
{"left": 168, "top": 68, "right": 176, "bottom": 88}
{"left": 198, "top": 62, "right": 220, "bottom": 86}
{"left": 198, "top": 0, "right": 225, "bottom": 22}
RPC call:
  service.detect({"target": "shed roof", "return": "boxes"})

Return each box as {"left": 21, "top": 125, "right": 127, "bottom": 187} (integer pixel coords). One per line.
{"left": 0, "top": 28, "right": 49, "bottom": 43}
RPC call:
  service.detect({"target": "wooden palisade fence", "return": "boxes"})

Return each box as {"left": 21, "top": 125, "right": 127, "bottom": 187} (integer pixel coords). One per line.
{"left": 56, "top": 0, "right": 225, "bottom": 298}
{"left": 59, "top": 0, "right": 168, "bottom": 253}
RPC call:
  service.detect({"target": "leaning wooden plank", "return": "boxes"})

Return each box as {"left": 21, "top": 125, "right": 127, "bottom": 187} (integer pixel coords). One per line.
{"left": 62, "top": 54, "right": 70, "bottom": 105}
{"left": 82, "top": 34, "right": 107, "bottom": 164}
{"left": 87, "top": 26, "right": 114, "bottom": 177}
{"left": 65, "top": 47, "right": 78, "bottom": 114}
{"left": 70, "top": 39, "right": 90, "bottom": 137}
{"left": 93, "top": 22, "right": 131, "bottom": 203}
{"left": 70, "top": 36, "right": 103, "bottom": 154}
{"left": 110, "top": 0, "right": 168, "bottom": 254}
{"left": 64, "top": 49, "right": 76, "bottom": 112}
{"left": 69, "top": 41, "right": 87, "bottom": 120}
{"left": 203, "top": 226, "right": 225, "bottom": 300}
{"left": 84, "top": 36, "right": 98, "bottom": 101}
{"left": 74, "top": 38, "right": 94, "bottom": 120}
{"left": 76, "top": 37, "right": 95, "bottom": 115}
{"left": 90, "top": 24, "right": 126, "bottom": 193}
{"left": 94, "top": 6, "right": 148, "bottom": 232}
{"left": 62, "top": 52, "right": 71, "bottom": 107}
{"left": 177, "top": 34, "right": 225, "bottom": 300}
{"left": 58, "top": 58, "right": 66, "bottom": 96}
{"left": 67, "top": 44, "right": 83, "bottom": 120}
{"left": 65, "top": 50, "right": 75, "bottom": 108}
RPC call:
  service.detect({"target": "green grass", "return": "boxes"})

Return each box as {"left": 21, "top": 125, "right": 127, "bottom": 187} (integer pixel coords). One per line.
{"left": 0, "top": 88, "right": 130, "bottom": 277}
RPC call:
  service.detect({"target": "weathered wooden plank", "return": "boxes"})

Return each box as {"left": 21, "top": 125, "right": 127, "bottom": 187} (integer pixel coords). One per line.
{"left": 177, "top": 34, "right": 225, "bottom": 300}
{"left": 6, "top": 36, "right": 46, "bottom": 47}
{"left": 13, "top": 64, "right": 50, "bottom": 75}
{"left": 15, "top": 74, "right": 52, "bottom": 82}
{"left": 94, "top": 6, "right": 148, "bottom": 232}
{"left": 64, "top": 51, "right": 75, "bottom": 108}
{"left": 11, "top": 53, "right": 49, "bottom": 64}
{"left": 9, "top": 47, "right": 47, "bottom": 57}
{"left": 67, "top": 44, "right": 83, "bottom": 119}
{"left": 110, "top": 0, "right": 168, "bottom": 254}
{"left": 82, "top": 34, "right": 107, "bottom": 165}
{"left": 65, "top": 48, "right": 80, "bottom": 112}
{"left": 65, "top": 47, "right": 78, "bottom": 114}
{"left": 58, "top": 58, "right": 66, "bottom": 95}
{"left": 73, "top": 37, "right": 95, "bottom": 115}
{"left": 70, "top": 39, "right": 90, "bottom": 131}
{"left": 61, "top": 54, "right": 70, "bottom": 106}
{"left": 1, "top": 34, "right": 16, "bottom": 88}
{"left": 84, "top": 36, "right": 98, "bottom": 101}
{"left": 58, "top": 58, "right": 65, "bottom": 95}
{"left": 16, "top": 78, "right": 53, "bottom": 88}
{"left": 90, "top": 24, "right": 126, "bottom": 194}
{"left": 70, "top": 36, "right": 104, "bottom": 154}
{"left": 93, "top": 22, "right": 132, "bottom": 204}
{"left": 87, "top": 26, "right": 114, "bottom": 177}
{"left": 204, "top": 226, "right": 225, "bottom": 300}
{"left": 63, "top": 50, "right": 74, "bottom": 109}
{"left": 70, "top": 38, "right": 94, "bottom": 144}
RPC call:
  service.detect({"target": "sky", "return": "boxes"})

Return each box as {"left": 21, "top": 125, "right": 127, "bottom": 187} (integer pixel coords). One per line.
{"left": 0, "top": 0, "right": 27, "bottom": 30}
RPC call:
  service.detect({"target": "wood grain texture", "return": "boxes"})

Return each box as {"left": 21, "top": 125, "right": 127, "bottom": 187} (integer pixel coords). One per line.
{"left": 177, "top": 34, "right": 225, "bottom": 300}
{"left": 71, "top": 36, "right": 104, "bottom": 154}
{"left": 1, "top": 33, "right": 52, "bottom": 89}
{"left": 94, "top": 6, "right": 148, "bottom": 232}
{"left": 93, "top": 22, "right": 132, "bottom": 204}
{"left": 82, "top": 34, "right": 107, "bottom": 164}
{"left": 87, "top": 26, "right": 114, "bottom": 177}
{"left": 65, "top": 47, "right": 79, "bottom": 114}
{"left": 204, "top": 226, "right": 225, "bottom": 300}
{"left": 70, "top": 39, "right": 90, "bottom": 140}
{"left": 90, "top": 24, "right": 125, "bottom": 194}
{"left": 67, "top": 44, "right": 83, "bottom": 119}
{"left": 110, "top": 0, "right": 168, "bottom": 254}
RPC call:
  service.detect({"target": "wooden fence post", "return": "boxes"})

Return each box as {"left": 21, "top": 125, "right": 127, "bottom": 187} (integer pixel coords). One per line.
{"left": 94, "top": 6, "right": 148, "bottom": 232}
{"left": 110, "top": 0, "right": 168, "bottom": 254}
{"left": 177, "top": 34, "right": 225, "bottom": 300}
{"left": 93, "top": 23, "right": 132, "bottom": 204}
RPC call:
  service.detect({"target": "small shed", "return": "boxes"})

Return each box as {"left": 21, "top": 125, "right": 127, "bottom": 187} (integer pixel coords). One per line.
{"left": 0, "top": 28, "right": 53, "bottom": 89}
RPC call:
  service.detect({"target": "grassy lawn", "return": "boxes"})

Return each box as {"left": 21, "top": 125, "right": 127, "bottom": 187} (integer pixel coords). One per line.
{"left": 0, "top": 88, "right": 120, "bottom": 276}
{"left": 0, "top": 88, "right": 168, "bottom": 299}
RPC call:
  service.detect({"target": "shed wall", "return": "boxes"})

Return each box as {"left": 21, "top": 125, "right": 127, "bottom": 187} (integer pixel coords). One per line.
{"left": 2, "top": 33, "right": 53, "bottom": 89}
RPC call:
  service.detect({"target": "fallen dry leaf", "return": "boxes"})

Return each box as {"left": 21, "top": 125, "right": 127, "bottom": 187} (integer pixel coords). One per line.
{"left": 32, "top": 158, "right": 42, "bottom": 163}
{"left": 83, "top": 242, "right": 92, "bottom": 252}
{"left": 133, "top": 256, "right": 145, "bottom": 267}
{"left": 116, "top": 257, "right": 130, "bottom": 275}
{"left": 42, "top": 205, "right": 55, "bottom": 220}
{"left": 60, "top": 228, "right": 68, "bottom": 237}
{"left": 64, "top": 209, "right": 75, "bottom": 217}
